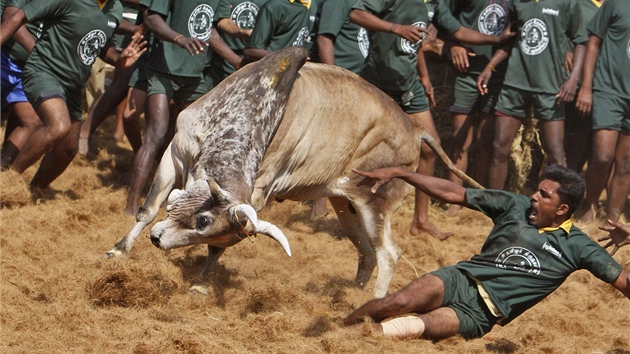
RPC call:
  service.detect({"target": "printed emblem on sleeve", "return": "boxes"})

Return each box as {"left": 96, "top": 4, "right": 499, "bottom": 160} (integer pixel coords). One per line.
{"left": 520, "top": 18, "right": 549, "bottom": 55}
{"left": 357, "top": 28, "right": 370, "bottom": 58}
{"left": 231, "top": 2, "right": 259, "bottom": 29}
{"left": 189, "top": 4, "right": 214, "bottom": 41}
{"left": 292, "top": 27, "right": 310, "bottom": 47}
{"left": 400, "top": 22, "right": 427, "bottom": 56}
{"left": 478, "top": 4, "right": 506, "bottom": 36}
{"left": 495, "top": 247, "right": 541, "bottom": 275}
{"left": 77, "top": 30, "right": 107, "bottom": 65}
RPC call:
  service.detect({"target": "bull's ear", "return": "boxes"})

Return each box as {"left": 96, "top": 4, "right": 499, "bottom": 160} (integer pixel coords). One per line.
{"left": 207, "top": 179, "right": 228, "bottom": 203}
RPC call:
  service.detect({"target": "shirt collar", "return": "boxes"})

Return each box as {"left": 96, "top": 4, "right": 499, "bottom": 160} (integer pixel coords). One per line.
{"left": 96, "top": 0, "right": 109, "bottom": 10}
{"left": 289, "top": 0, "right": 311, "bottom": 9}
{"left": 538, "top": 218, "right": 573, "bottom": 234}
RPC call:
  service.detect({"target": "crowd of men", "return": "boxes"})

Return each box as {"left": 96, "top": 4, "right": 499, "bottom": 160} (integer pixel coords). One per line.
{"left": 1, "top": 0, "right": 629, "bottom": 343}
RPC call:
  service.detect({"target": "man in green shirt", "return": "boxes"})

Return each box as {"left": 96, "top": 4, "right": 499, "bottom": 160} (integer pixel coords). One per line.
{"left": 342, "top": 164, "right": 630, "bottom": 340}
{"left": 477, "top": 0, "right": 587, "bottom": 190}
{"left": 0, "top": 0, "right": 146, "bottom": 190}
{"left": 350, "top": 0, "right": 513, "bottom": 239}
{"left": 574, "top": 0, "right": 630, "bottom": 227}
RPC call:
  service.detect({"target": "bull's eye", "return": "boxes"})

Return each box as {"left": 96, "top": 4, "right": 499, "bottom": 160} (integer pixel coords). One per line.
{"left": 196, "top": 215, "right": 211, "bottom": 230}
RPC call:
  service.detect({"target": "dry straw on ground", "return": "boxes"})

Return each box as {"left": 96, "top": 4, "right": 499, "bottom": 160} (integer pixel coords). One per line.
{"left": 1, "top": 61, "right": 629, "bottom": 353}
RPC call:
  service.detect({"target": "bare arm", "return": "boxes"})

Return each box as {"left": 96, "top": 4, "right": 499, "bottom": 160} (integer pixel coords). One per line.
{"left": 209, "top": 28, "right": 241, "bottom": 69}
{"left": 417, "top": 48, "right": 435, "bottom": 108}
{"left": 2, "top": 6, "right": 35, "bottom": 52}
{"left": 349, "top": 9, "right": 428, "bottom": 43}
{"left": 242, "top": 47, "right": 270, "bottom": 63}
{"left": 353, "top": 167, "right": 467, "bottom": 205}
{"left": 317, "top": 33, "right": 335, "bottom": 65}
{"left": 217, "top": 18, "right": 251, "bottom": 40}
{"left": 450, "top": 23, "right": 514, "bottom": 46}
{"left": 115, "top": 18, "right": 140, "bottom": 36}
{"left": 611, "top": 271, "right": 630, "bottom": 300}
{"left": 576, "top": 35, "right": 601, "bottom": 117}
{"left": 0, "top": 9, "right": 27, "bottom": 47}
{"left": 476, "top": 45, "right": 511, "bottom": 95}
{"left": 99, "top": 31, "right": 147, "bottom": 68}
{"left": 556, "top": 43, "right": 585, "bottom": 104}
{"left": 145, "top": 10, "right": 208, "bottom": 55}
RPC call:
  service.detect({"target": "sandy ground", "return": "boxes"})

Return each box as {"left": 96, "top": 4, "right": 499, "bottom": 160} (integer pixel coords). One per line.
{"left": 1, "top": 62, "right": 629, "bottom": 353}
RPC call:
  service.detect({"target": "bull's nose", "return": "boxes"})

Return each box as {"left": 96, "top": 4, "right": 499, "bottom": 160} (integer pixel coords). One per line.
{"left": 150, "top": 234, "right": 161, "bottom": 247}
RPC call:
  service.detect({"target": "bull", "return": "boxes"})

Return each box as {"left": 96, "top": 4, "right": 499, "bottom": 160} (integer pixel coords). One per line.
{"left": 107, "top": 47, "right": 480, "bottom": 298}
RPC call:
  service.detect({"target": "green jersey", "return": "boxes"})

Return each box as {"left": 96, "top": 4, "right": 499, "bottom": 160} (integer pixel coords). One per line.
{"left": 145, "top": 0, "right": 229, "bottom": 77}
{"left": 443, "top": 0, "right": 510, "bottom": 75}
{"left": 352, "top": 0, "right": 461, "bottom": 91}
{"left": 588, "top": 0, "right": 630, "bottom": 99}
{"left": 503, "top": 0, "right": 588, "bottom": 94}
{"left": 210, "top": 0, "right": 268, "bottom": 81}
{"left": 318, "top": 0, "right": 369, "bottom": 74}
{"left": 2, "top": 0, "right": 41, "bottom": 67}
{"left": 21, "top": 0, "right": 122, "bottom": 90}
{"left": 246, "top": 0, "right": 317, "bottom": 53}
{"left": 457, "top": 189, "right": 622, "bottom": 325}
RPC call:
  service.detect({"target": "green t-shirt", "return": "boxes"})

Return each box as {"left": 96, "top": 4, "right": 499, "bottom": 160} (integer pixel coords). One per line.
{"left": 210, "top": 0, "right": 268, "bottom": 81}
{"left": 443, "top": 0, "right": 510, "bottom": 75}
{"left": 353, "top": 0, "right": 462, "bottom": 91}
{"left": 457, "top": 189, "right": 622, "bottom": 325}
{"left": 588, "top": 0, "right": 630, "bottom": 99}
{"left": 318, "top": 0, "right": 369, "bottom": 74}
{"left": 246, "top": 0, "right": 317, "bottom": 53}
{"left": 21, "top": 0, "right": 122, "bottom": 90}
{"left": 145, "top": 0, "right": 229, "bottom": 77}
{"left": 502, "top": 0, "right": 588, "bottom": 94}
{"left": 1, "top": 0, "right": 41, "bottom": 67}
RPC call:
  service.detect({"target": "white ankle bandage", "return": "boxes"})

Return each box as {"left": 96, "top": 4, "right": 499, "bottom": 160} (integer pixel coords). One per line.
{"left": 380, "top": 315, "right": 425, "bottom": 339}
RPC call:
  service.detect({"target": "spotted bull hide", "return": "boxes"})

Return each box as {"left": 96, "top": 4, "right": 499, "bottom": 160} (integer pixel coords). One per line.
{"left": 107, "top": 47, "right": 481, "bottom": 298}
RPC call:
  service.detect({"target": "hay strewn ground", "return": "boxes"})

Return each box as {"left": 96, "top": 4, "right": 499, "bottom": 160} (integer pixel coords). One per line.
{"left": 1, "top": 64, "right": 629, "bottom": 353}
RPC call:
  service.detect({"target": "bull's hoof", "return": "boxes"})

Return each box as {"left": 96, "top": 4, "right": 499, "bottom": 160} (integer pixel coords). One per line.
{"left": 188, "top": 285, "right": 209, "bottom": 295}
{"left": 104, "top": 248, "right": 125, "bottom": 258}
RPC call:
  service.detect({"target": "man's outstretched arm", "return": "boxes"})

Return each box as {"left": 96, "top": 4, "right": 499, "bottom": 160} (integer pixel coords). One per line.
{"left": 611, "top": 271, "right": 630, "bottom": 300}
{"left": 353, "top": 167, "right": 467, "bottom": 206}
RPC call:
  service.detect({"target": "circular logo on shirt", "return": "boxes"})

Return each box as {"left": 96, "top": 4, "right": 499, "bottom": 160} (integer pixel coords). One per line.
{"left": 520, "top": 18, "right": 549, "bottom": 55}
{"left": 77, "top": 30, "right": 107, "bottom": 65}
{"left": 400, "top": 22, "right": 427, "bottom": 56}
{"left": 478, "top": 4, "right": 507, "bottom": 36}
{"left": 357, "top": 27, "right": 369, "bottom": 58}
{"left": 292, "top": 27, "right": 310, "bottom": 47}
{"left": 231, "top": 2, "right": 259, "bottom": 29}
{"left": 495, "top": 247, "right": 541, "bottom": 275}
{"left": 189, "top": 4, "right": 214, "bottom": 41}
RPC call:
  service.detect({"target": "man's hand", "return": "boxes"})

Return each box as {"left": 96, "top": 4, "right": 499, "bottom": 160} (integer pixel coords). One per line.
{"left": 564, "top": 51, "right": 573, "bottom": 74}
{"left": 477, "top": 66, "right": 493, "bottom": 95}
{"left": 419, "top": 75, "right": 436, "bottom": 109}
{"left": 598, "top": 219, "right": 630, "bottom": 256}
{"left": 117, "top": 32, "right": 148, "bottom": 68}
{"left": 576, "top": 86, "right": 593, "bottom": 117}
{"left": 392, "top": 24, "right": 429, "bottom": 44}
{"left": 175, "top": 35, "right": 209, "bottom": 56}
{"left": 497, "top": 21, "right": 515, "bottom": 43}
{"left": 353, "top": 167, "right": 402, "bottom": 193}
{"left": 450, "top": 45, "right": 475, "bottom": 73}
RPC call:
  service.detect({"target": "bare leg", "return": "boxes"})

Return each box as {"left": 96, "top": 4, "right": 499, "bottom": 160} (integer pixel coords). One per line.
{"left": 30, "top": 120, "right": 82, "bottom": 189}
{"left": 11, "top": 98, "right": 71, "bottom": 174}
{"left": 488, "top": 115, "right": 522, "bottom": 190}
{"left": 575, "top": 129, "right": 618, "bottom": 224}
{"left": 540, "top": 119, "right": 567, "bottom": 166}
{"left": 122, "top": 87, "right": 146, "bottom": 154}
{"left": 446, "top": 112, "right": 474, "bottom": 216}
{"left": 605, "top": 134, "right": 630, "bottom": 223}
{"left": 407, "top": 111, "right": 452, "bottom": 239}
{"left": 1, "top": 101, "right": 42, "bottom": 170}
{"left": 125, "top": 93, "right": 172, "bottom": 215}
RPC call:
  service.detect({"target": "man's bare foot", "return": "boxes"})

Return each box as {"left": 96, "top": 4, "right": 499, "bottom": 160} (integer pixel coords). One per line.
{"left": 410, "top": 220, "right": 453, "bottom": 240}
{"left": 445, "top": 204, "right": 462, "bottom": 217}
{"left": 575, "top": 203, "right": 597, "bottom": 226}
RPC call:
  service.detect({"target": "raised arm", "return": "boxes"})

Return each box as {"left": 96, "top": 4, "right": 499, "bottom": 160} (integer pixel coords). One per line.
{"left": 349, "top": 9, "right": 428, "bottom": 44}
{"left": 353, "top": 167, "right": 467, "bottom": 205}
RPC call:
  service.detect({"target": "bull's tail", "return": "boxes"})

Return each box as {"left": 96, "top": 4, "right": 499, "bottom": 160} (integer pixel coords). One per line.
{"left": 420, "top": 132, "right": 485, "bottom": 189}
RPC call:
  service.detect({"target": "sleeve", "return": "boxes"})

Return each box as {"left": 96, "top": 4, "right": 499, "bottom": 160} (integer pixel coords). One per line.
{"left": 441, "top": 0, "right": 461, "bottom": 18}
{"left": 21, "top": 0, "right": 68, "bottom": 23}
{"left": 566, "top": 0, "right": 588, "bottom": 46}
{"left": 465, "top": 189, "right": 526, "bottom": 221}
{"left": 579, "top": 240, "right": 623, "bottom": 283}
{"left": 587, "top": 0, "right": 614, "bottom": 39}
{"left": 432, "top": 0, "right": 462, "bottom": 35}
{"left": 216, "top": 0, "right": 231, "bottom": 21}
{"left": 147, "top": 0, "right": 171, "bottom": 17}
{"left": 246, "top": 1, "right": 274, "bottom": 49}
{"left": 317, "top": 0, "right": 348, "bottom": 37}
{"left": 352, "top": 0, "right": 396, "bottom": 17}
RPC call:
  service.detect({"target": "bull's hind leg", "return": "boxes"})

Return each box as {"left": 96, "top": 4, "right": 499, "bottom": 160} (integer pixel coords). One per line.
{"left": 329, "top": 197, "right": 376, "bottom": 289}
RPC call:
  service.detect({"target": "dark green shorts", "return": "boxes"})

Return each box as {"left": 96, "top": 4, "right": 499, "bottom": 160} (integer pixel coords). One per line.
{"left": 378, "top": 79, "right": 430, "bottom": 114}
{"left": 147, "top": 70, "right": 207, "bottom": 104}
{"left": 429, "top": 266, "right": 497, "bottom": 339}
{"left": 495, "top": 85, "right": 564, "bottom": 121}
{"left": 128, "top": 58, "right": 149, "bottom": 92}
{"left": 592, "top": 90, "right": 630, "bottom": 133}
{"left": 22, "top": 70, "right": 82, "bottom": 121}
{"left": 450, "top": 73, "right": 502, "bottom": 115}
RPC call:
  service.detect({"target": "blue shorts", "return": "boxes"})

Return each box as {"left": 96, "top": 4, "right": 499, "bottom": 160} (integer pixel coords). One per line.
{"left": 1, "top": 51, "right": 28, "bottom": 111}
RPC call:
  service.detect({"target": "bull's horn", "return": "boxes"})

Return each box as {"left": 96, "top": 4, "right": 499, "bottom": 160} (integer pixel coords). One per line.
{"left": 207, "top": 179, "right": 227, "bottom": 203}
{"left": 231, "top": 204, "right": 258, "bottom": 228}
{"left": 166, "top": 188, "right": 184, "bottom": 211}
{"left": 256, "top": 220, "right": 292, "bottom": 257}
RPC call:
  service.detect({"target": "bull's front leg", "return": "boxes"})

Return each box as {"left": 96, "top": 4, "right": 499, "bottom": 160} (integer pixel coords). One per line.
{"left": 189, "top": 246, "right": 226, "bottom": 295}
{"left": 106, "top": 144, "right": 180, "bottom": 257}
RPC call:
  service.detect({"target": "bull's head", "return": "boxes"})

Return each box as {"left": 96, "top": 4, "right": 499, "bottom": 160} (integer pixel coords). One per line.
{"left": 149, "top": 179, "right": 291, "bottom": 256}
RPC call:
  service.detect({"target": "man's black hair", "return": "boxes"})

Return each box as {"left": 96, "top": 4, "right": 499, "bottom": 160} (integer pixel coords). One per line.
{"left": 540, "top": 165, "right": 585, "bottom": 216}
